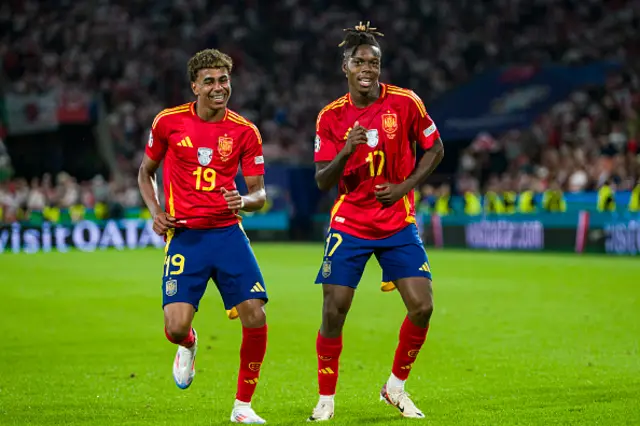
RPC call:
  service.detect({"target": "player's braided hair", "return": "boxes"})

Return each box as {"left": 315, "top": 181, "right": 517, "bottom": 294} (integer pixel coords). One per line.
{"left": 339, "top": 21, "right": 384, "bottom": 56}
{"left": 187, "top": 49, "right": 233, "bottom": 82}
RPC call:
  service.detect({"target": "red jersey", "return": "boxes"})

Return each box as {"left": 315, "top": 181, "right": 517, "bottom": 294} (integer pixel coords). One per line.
{"left": 145, "top": 102, "right": 265, "bottom": 229}
{"left": 314, "top": 84, "right": 440, "bottom": 239}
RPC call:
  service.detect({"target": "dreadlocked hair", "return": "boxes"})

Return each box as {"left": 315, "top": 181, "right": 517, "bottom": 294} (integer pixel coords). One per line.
{"left": 187, "top": 49, "right": 233, "bottom": 82}
{"left": 339, "top": 21, "right": 384, "bottom": 56}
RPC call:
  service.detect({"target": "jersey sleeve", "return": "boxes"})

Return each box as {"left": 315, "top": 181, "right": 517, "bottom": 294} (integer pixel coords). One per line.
{"left": 314, "top": 111, "right": 339, "bottom": 162}
{"left": 145, "top": 114, "right": 169, "bottom": 162}
{"left": 407, "top": 92, "right": 441, "bottom": 150}
{"left": 240, "top": 126, "right": 265, "bottom": 176}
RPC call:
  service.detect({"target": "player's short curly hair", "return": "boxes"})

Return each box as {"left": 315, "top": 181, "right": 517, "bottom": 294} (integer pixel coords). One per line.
{"left": 187, "top": 49, "right": 233, "bottom": 82}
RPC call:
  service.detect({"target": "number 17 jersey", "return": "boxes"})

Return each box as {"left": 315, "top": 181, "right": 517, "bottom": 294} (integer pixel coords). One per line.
{"left": 314, "top": 84, "right": 440, "bottom": 240}
{"left": 145, "top": 102, "right": 265, "bottom": 229}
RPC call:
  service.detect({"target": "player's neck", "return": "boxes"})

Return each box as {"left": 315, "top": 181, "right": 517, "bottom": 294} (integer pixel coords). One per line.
{"left": 195, "top": 102, "right": 226, "bottom": 122}
{"left": 349, "top": 83, "right": 381, "bottom": 109}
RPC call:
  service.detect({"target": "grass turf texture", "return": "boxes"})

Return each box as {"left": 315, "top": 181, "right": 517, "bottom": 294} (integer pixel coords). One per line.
{"left": 1, "top": 246, "right": 639, "bottom": 425}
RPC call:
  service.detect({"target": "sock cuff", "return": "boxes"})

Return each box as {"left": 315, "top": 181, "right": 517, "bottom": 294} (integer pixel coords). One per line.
{"left": 401, "top": 316, "right": 429, "bottom": 339}
{"left": 242, "top": 324, "right": 268, "bottom": 338}
{"left": 317, "top": 331, "right": 343, "bottom": 355}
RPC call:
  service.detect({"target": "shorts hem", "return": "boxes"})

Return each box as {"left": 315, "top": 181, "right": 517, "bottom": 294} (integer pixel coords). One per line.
{"left": 224, "top": 296, "right": 269, "bottom": 311}
{"left": 162, "top": 299, "right": 201, "bottom": 312}
{"left": 314, "top": 281, "right": 358, "bottom": 289}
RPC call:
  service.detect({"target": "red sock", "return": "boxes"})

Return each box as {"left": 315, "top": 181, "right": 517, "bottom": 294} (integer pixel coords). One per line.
{"left": 236, "top": 325, "right": 268, "bottom": 403}
{"left": 392, "top": 317, "right": 429, "bottom": 380}
{"left": 165, "top": 327, "right": 196, "bottom": 348}
{"left": 316, "top": 332, "right": 343, "bottom": 396}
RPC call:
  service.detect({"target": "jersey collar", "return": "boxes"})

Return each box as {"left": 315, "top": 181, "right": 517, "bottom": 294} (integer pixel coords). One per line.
{"left": 190, "top": 102, "right": 229, "bottom": 122}
{"left": 347, "top": 83, "right": 387, "bottom": 108}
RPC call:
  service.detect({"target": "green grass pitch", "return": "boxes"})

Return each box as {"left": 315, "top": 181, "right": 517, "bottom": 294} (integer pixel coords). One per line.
{"left": 1, "top": 245, "right": 639, "bottom": 425}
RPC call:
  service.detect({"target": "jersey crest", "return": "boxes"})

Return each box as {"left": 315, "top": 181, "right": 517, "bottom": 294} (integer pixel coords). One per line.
{"left": 218, "top": 136, "right": 233, "bottom": 161}
{"left": 382, "top": 112, "right": 398, "bottom": 137}
{"left": 197, "top": 147, "right": 213, "bottom": 166}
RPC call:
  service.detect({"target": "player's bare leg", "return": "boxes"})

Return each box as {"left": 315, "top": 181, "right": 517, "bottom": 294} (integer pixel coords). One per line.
{"left": 379, "top": 277, "right": 432, "bottom": 418}
{"left": 164, "top": 302, "right": 198, "bottom": 389}
{"left": 308, "top": 284, "right": 355, "bottom": 422}
{"left": 230, "top": 299, "right": 268, "bottom": 424}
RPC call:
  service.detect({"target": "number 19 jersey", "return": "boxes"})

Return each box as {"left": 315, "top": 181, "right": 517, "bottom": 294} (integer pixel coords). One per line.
{"left": 145, "top": 102, "right": 265, "bottom": 229}
{"left": 314, "top": 84, "right": 440, "bottom": 239}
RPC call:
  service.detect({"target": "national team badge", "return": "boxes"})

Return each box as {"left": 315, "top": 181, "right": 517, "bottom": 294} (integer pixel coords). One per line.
{"left": 197, "top": 147, "right": 213, "bottom": 166}
{"left": 248, "top": 362, "right": 262, "bottom": 372}
{"left": 165, "top": 279, "right": 177, "bottom": 297}
{"left": 218, "top": 136, "right": 233, "bottom": 161}
{"left": 366, "top": 129, "right": 379, "bottom": 148}
{"left": 382, "top": 112, "right": 398, "bottom": 135}
{"left": 322, "top": 260, "right": 332, "bottom": 278}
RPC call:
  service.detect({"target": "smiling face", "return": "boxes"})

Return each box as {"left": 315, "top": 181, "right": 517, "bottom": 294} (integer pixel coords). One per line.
{"left": 343, "top": 44, "right": 381, "bottom": 97}
{"left": 190, "top": 67, "right": 232, "bottom": 111}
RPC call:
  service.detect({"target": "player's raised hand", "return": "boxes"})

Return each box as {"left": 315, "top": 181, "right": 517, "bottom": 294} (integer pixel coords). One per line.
{"left": 374, "top": 182, "right": 405, "bottom": 207}
{"left": 221, "top": 187, "right": 244, "bottom": 211}
{"left": 152, "top": 212, "right": 177, "bottom": 236}
{"left": 343, "top": 121, "right": 368, "bottom": 155}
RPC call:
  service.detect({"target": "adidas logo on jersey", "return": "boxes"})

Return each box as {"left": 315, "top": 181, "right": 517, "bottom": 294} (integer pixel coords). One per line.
{"left": 177, "top": 136, "right": 193, "bottom": 147}
{"left": 250, "top": 282, "right": 266, "bottom": 293}
{"left": 418, "top": 262, "right": 430, "bottom": 272}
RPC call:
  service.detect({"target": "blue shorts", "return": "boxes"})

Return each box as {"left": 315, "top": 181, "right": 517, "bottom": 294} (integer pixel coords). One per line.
{"left": 315, "top": 224, "right": 432, "bottom": 288}
{"left": 162, "top": 224, "right": 267, "bottom": 311}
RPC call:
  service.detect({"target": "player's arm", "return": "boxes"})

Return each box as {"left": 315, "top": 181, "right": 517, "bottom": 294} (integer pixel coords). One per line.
{"left": 375, "top": 95, "right": 444, "bottom": 206}
{"left": 315, "top": 120, "right": 367, "bottom": 191}
{"left": 401, "top": 137, "right": 444, "bottom": 193}
{"left": 222, "top": 126, "right": 267, "bottom": 212}
{"left": 138, "top": 124, "right": 175, "bottom": 235}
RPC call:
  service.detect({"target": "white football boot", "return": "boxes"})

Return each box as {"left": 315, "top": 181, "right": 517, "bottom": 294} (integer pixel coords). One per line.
{"left": 307, "top": 398, "right": 335, "bottom": 422}
{"left": 230, "top": 400, "right": 267, "bottom": 424}
{"left": 380, "top": 383, "right": 425, "bottom": 419}
{"left": 172, "top": 329, "right": 197, "bottom": 389}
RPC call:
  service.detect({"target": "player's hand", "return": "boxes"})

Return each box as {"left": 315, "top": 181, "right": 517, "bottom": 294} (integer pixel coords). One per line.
{"left": 374, "top": 183, "right": 405, "bottom": 207}
{"left": 343, "top": 121, "right": 368, "bottom": 156}
{"left": 221, "top": 187, "right": 244, "bottom": 210}
{"left": 152, "top": 212, "right": 177, "bottom": 236}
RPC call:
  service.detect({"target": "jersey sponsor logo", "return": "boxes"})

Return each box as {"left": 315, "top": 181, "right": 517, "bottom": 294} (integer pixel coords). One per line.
{"left": 423, "top": 123, "right": 437, "bottom": 138}
{"left": 178, "top": 136, "right": 194, "bottom": 147}
{"left": 322, "top": 260, "right": 332, "bottom": 278}
{"left": 197, "top": 147, "right": 213, "bottom": 166}
{"left": 366, "top": 129, "right": 379, "bottom": 148}
{"left": 218, "top": 136, "right": 233, "bottom": 161}
{"left": 254, "top": 155, "right": 264, "bottom": 165}
{"left": 314, "top": 134, "right": 321, "bottom": 152}
{"left": 248, "top": 362, "right": 262, "bottom": 372}
{"left": 148, "top": 130, "right": 154, "bottom": 147}
{"left": 165, "top": 279, "right": 177, "bottom": 296}
{"left": 382, "top": 112, "right": 398, "bottom": 137}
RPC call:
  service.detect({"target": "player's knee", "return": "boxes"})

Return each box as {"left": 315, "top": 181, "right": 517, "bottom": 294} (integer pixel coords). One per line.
{"left": 164, "top": 320, "right": 191, "bottom": 343}
{"left": 408, "top": 300, "right": 434, "bottom": 327}
{"left": 322, "top": 302, "right": 349, "bottom": 333}
{"left": 241, "top": 307, "right": 266, "bottom": 328}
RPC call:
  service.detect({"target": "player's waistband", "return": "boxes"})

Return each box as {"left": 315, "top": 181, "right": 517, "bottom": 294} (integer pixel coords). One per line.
{"left": 173, "top": 215, "right": 241, "bottom": 230}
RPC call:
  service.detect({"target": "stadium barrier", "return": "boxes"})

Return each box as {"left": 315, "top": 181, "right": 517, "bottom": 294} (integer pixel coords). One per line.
{"left": 0, "top": 212, "right": 290, "bottom": 254}
{"left": 419, "top": 212, "right": 640, "bottom": 255}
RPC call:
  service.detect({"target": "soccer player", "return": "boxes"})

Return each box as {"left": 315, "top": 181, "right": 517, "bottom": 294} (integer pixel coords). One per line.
{"left": 138, "top": 49, "right": 268, "bottom": 424}
{"left": 308, "top": 22, "right": 445, "bottom": 421}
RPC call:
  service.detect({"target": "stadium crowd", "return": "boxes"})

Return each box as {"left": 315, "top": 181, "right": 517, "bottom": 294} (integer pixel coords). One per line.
{"left": 1, "top": 0, "right": 639, "bottom": 222}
